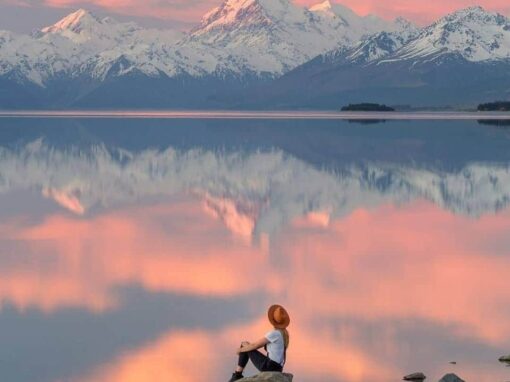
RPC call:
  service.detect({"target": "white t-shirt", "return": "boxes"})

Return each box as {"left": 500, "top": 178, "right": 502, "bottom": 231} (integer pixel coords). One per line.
{"left": 265, "top": 330, "right": 285, "bottom": 365}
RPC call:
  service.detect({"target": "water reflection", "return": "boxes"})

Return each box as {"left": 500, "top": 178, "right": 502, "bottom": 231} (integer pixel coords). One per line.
{"left": 477, "top": 119, "right": 510, "bottom": 127}
{"left": 0, "top": 119, "right": 509, "bottom": 382}
{"left": 2, "top": 141, "right": 510, "bottom": 230}
{"left": 347, "top": 119, "right": 388, "bottom": 125}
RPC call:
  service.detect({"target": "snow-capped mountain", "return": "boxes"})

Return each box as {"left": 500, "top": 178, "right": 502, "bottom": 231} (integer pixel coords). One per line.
{"left": 391, "top": 6, "right": 510, "bottom": 62}
{"left": 187, "top": 0, "right": 401, "bottom": 74}
{"left": 315, "top": 6, "right": 510, "bottom": 67}
{"left": 258, "top": 5, "right": 510, "bottom": 109}
{"left": 1, "top": 2, "right": 510, "bottom": 108}
{"left": 0, "top": 9, "right": 186, "bottom": 85}
{"left": 0, "top": 0, "right": 402, "bottom": 88}
{"left": 319, "top": 17, "right": 419, "bottom": 65}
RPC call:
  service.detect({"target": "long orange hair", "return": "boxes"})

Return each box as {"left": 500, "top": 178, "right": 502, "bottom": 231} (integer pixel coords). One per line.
{"left": 277, "top": 328, "right": 290, "bottom": 349}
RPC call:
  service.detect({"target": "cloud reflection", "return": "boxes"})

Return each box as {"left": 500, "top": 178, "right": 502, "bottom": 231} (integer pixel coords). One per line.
{"left": 0, "top": 196, "right": 509, "bottom": 381}
{"left": 0, "top": 199, "right": 274, "bottom": 312}
{"left": 1, "top": 143, "right": 510, "bottom": 381}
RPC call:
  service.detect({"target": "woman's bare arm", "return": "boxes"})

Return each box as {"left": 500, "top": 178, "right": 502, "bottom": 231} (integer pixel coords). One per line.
{"left": 236, "top": 337, "right": 269, "bottom": 354}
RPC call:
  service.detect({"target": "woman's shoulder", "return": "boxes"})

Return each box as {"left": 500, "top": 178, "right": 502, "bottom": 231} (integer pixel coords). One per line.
{"left": 265, "top": 329, "right": 284, "bottom": 342}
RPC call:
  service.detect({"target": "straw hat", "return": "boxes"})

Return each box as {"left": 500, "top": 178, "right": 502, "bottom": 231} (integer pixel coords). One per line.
{"left": 268, "top": 304, "right": 290, "bottom": 329}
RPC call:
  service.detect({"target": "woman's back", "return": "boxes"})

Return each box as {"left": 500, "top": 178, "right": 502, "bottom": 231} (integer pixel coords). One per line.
{"left": 265, "top": 329, "right": 286, "bottom": 365}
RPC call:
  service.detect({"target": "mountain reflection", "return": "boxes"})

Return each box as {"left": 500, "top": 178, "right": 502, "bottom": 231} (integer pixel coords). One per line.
{"left": 1, "top": 141, "right": 510, "bottom": 235}
{"left": 477, "top": 119, "right": 510, "bottom": 127}
{"left": 0, "top": 126, "right": 510, "bottom": 382}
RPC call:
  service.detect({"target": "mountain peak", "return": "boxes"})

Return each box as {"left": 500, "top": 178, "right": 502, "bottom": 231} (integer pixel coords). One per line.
{"left": 393, "top": 5, "right": 510, "bottom": 62}
{"left": 195, "top": 0, "right": 300, "bottom": 35}
{"left": 441, "top": 5, "right": 498, "bottom": 22}
{"left": 197, "top": 0, "right": 268, "bottom": 32}
{"left": 309, "top": 0, "right": 358, "bottom": 19}
{"left": 41, "top": 9, "right": 102, "bottom": 34}
{"left": 394, "top": 16, "right": 418, "bottom": 33}
{"left": 309, "top": 0, "right": 333, "bottom": 12}
{"left": 454, "top": 5, "right": 486, "bottom": 14}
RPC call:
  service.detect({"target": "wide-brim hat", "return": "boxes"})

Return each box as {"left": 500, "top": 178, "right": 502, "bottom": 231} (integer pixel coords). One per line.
{"left": 268, "top": 304, "right": 290, "bottom": 329}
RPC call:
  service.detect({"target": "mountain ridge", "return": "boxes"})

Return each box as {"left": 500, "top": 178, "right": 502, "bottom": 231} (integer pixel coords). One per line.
{"left": 0, "top": 2, "right": 509, "bottom": 109}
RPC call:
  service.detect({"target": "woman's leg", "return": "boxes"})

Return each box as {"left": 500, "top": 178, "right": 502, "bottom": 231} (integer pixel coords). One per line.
{"left": 236, "top": 349, "right": 268, "bottom": 372}
{"left": 236, "top": 351, "right": 250, "bottom": 370}
{"left": 248, "top": 350, "right": 271, "bottom": 371}
{"left": 235, "top": 342, "right": 252, "bottom": 373}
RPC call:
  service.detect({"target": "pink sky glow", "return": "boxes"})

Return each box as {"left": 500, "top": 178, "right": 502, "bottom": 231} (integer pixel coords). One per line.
{"left": 6, "top": 0, "right": 510, "bottom": 26}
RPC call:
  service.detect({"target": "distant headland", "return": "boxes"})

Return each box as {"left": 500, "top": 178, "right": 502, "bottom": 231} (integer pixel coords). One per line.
{"left": 478, "top": 101, "right": 510, "bottom": 111}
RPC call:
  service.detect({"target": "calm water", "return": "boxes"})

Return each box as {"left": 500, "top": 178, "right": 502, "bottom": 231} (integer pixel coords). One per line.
{"left": 0, "top": 117, "right": 509, "bottom": 382}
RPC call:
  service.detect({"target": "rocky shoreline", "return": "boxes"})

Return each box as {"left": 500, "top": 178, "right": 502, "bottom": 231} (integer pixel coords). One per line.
{"left": 242, "top": 371, "right": 480, "bottom": 381}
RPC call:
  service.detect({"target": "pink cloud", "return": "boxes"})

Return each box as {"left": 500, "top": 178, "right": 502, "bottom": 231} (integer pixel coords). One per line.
{"left": 42, "top": 0, "right": 221, "bottom": 22}
{"left": 297, "top": 0, "right": 510, "bottom": 25}
{"left": 30, "top": 0, "right": 510, "bottom": 26}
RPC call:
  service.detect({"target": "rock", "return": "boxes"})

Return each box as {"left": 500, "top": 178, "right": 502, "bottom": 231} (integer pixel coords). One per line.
{"left": 403, "top": 372, "right": 426, "bottom": 381}
{"left": 438, "top": 373, "right": 465, "bottom": 382}
{"left": 499, "top": 354, "right": 510, "bottom": 363}
{"left": 241, "top": 372, "right": 293, "bottom": 382}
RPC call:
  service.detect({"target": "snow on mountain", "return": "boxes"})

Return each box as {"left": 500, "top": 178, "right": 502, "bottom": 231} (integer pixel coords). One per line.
{"left": 37, "top": 9, "right": 189, "bottom": 80}
{"left": 320, "top": 16, "right": 419, "bottom": 65}
{"left": 1, "top": 1, "right": 509, "bottom": 100}
{"left": 40, "top": 9, "right": 183, "bottom": 46}
{"left": 189, "top": 0, "right": 398, "bottom": 75}
{"left": 0, "top": 9, "right": 188, "bottom": 85}
{"left": 0, "top": 30, "right": 59, "bottom": 85}
{"left": 314, "top": 5, "right": 510, "bottom": 69}
{"left": 0, "top": 0, "right": 405, "bottom": 87}
{"left": 41, "top": 8, "right": 107, "bottom": 37}
{"left": 390, "top": 6, "right": 510, "bottom": 62}
{"left": 309, "top": 0, "right": 400, "bottom": 37}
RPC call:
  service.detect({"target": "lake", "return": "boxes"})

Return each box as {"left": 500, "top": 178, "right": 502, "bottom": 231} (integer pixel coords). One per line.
{"left": 0, "top": 116, "right": 509, "bottom": 382}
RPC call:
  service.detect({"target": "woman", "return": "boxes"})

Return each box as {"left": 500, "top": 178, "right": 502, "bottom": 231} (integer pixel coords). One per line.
{"left": 228, "top": 304, "right": 290, "bottom": 382}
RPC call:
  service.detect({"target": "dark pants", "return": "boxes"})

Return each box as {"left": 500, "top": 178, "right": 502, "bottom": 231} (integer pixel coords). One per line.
{"left": 238, "top": 350, "right": 283, "bottom": 372}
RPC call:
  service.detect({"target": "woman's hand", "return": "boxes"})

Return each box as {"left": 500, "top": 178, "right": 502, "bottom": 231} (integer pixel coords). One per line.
{"left": 235, "top": 338, "right": 269, "bottom": 354}
{"left": 236, "top": 341, "right": 251, "bottom": 354}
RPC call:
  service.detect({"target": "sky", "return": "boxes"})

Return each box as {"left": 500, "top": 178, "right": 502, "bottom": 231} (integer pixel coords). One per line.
{"left": 0, "top": 0, "right": 510, "bottom": 33}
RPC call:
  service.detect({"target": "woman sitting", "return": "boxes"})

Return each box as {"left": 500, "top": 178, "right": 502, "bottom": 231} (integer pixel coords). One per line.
{"left": 228, "top": 304, "right": 290, "bottom": 382}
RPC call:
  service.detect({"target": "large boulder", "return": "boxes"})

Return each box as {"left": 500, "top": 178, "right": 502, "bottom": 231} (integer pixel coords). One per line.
{"left": 241, "top": 372, "right": 293, "bottom": 382}
{"left": 438, "top": 374, "right": 465, "bottom": 382}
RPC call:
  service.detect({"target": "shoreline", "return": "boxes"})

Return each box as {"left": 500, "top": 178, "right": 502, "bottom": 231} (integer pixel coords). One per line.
{"left": 0, "top": 110, "right": 510, "bottom": 120}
